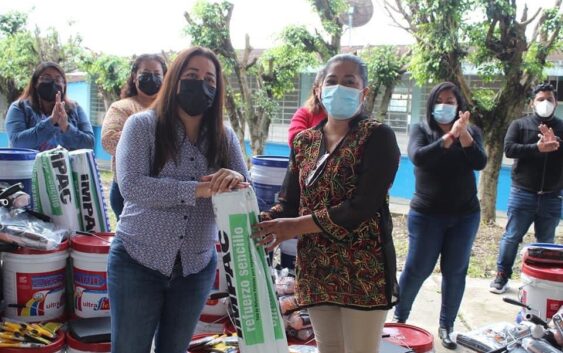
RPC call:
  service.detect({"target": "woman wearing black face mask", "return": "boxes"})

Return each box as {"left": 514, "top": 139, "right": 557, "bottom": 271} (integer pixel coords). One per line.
{"left": 101, "top": 54, "right": 167, "bottom": 221}
{"left": 107, "top": 47, "right": 248, "bottom": 353}
{"left": 5, "top": 61, "right": 94, "bottom": 151}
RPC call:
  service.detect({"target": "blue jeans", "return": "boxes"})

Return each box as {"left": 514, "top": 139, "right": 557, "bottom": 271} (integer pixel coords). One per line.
{"left": 394, "top": 209, "right": 480, "bottom": 329}
{"left": 107, "top": 238, "right": 217, "bottom": 353}
{"left": 109, "top": 181, "right": 124, "bottom": 221}
{"left": 496, "top": 187, "right": 562, "bottom": 278}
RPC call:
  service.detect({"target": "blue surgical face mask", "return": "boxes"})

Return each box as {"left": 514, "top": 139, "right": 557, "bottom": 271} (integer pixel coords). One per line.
{"left": 321, "top": 85, "right": 363, "bottom": 120}
{"left": 432, "top": 104, "right": 457, "bottom": 124}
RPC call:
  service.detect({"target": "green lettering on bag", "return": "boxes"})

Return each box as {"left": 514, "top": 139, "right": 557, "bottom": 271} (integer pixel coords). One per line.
{"left": 229, "top": 213, "right": 265, "bottom": 345}
{"left": 249, "top": 211, "right": 286, "bottom": 340}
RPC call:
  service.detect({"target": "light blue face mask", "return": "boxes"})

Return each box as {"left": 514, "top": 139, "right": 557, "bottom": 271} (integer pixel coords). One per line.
{"left": 321, "top": 85, "right": 363, "bottom": 120}
{"left": 432, "top": 104, "right": 458, "bottom": 124}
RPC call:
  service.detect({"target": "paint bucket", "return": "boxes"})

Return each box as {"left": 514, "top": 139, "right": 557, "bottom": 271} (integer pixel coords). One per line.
{"left": 1, "top": 331, "right": 65, "bottom": 353}
{"left": 250, "top": 156, "right": 289, "bottom": 212}
{"left": 0, "top": 148, "right": 37, "bottom": 205}
{"left": 66, "top": 331, "right": 111, "bottom": 353}
{"left": 520, "top": 261, "right": 563, "bottom": 321}
{"left": 70, "top": 233, "right": 113, "bottom": 318}
{"left": 383, "top": 323, "right": 435, "bottom": 353}
{"left": 1, "top": 240, "right": 69, "bottom": 322}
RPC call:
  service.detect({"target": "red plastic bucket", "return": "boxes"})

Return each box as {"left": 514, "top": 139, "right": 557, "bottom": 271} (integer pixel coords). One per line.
{"left": 70, "top": 233, "right": 113, "bottom": 318}
{"left": 2, "top": 240, "right": 69, "bottom": 322}
{"left": 1, "top": 330, "right": 65, "bottom": 353}
{"left": 66, "top": 331, "right": 111, "bottom": 352}
{"left": 383, "top": 323, "right": 434, "bottom": 353}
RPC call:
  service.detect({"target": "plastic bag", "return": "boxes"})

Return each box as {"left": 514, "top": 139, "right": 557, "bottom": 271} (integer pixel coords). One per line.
{"left": 0, "top": 208, "right": 69, "bottom": 250}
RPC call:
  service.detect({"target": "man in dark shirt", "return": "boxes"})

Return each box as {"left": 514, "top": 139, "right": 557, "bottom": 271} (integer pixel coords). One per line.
{"left": 490, "top": 83, "right": 563, "bottom": 294}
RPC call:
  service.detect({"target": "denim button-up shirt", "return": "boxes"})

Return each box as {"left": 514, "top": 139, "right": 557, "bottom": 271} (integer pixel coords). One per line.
{"left": 115, "top": 110, "right": 248, "bottom": 276}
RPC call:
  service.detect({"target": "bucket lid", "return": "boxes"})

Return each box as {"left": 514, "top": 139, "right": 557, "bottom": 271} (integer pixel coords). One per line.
{"left": 522, "top": 262, "right": 563, "bottom": 282}
{"left": 0, "top": 148, "right": 38, "bottom": 160}
{"left": 2, "top": 331, "right": 65, "bottom": 353}
{"left": 251, "top": 155, "right": 289, "bottom": 168}
{"left": 383, "top": 323, "right": 434, "bottom": 353}
{"left": 10, "top": 238, "right": 69, "bottom": 255}
{"left": 66, "top": 331, "right": 111, "bottom": 352}
{"left": 71, "top": 233, "right": 114, "bottom": 253}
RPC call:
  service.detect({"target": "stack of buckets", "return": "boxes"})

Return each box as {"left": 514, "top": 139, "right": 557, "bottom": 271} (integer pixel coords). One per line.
{"left": 250, "top": 155, "right": 289, "bottom": 212}
{"left": 1, "top": 233, "right": 113, "bottom": 352}
{"left": 250, "top": 156, "right": 298, "bottom": 263}
{"left": 520, "top": 243, "right": 563, "bottom": 321}
{"left": 0, "top": 148, "right": 37, "bottom": 204}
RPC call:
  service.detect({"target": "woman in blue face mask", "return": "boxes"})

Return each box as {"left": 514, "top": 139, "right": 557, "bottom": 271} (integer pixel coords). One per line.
{"left": 253, "top": 54, "right": 401, "bottom": 353}
{"left": 393, "top": 82, "right": 488, "bottom": 349}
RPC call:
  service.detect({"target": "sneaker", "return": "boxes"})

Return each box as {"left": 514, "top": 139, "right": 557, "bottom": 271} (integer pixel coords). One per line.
{"left": 489, "top": 272, "right": 509, "bottom": 294}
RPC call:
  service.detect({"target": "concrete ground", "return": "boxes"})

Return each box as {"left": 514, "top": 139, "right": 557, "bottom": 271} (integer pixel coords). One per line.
{"left": 387, "top": 197, "right": 561, "bottom": 353}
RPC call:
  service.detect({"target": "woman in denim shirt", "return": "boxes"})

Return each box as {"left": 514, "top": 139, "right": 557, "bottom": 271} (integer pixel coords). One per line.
{"left": 107, "top": 47, "right": 248, "bottom": 353}
{"left": 5, "top": 61, "right": 94, "bottom": 151}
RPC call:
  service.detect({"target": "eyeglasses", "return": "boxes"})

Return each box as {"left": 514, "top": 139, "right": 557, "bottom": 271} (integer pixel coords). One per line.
{"left": 39, "top": 75, "right": 65, "bottom": 85}
{"left": 305, "top": 152, "right": 330, "bottom": 187}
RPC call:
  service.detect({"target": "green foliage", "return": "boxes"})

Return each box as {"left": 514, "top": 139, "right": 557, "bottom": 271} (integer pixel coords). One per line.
{"left": 79, "top": 53, "right": 130, "bottom": 98}
{"left": 259, "top": 44, "right": 319, "bottom": 99}
{"left": 306, "top": 0, "right": 346, "bottom": 37}
{"left": 472, "top": 88, "right": 496, "bottom": 111}
{"left": 360, "top": 46, "right": 406, "bottom": 92}
{"left": 404, "top": 0, "right": 472, "bottom": 85}
{"left": 0, "top": 31, "right": 37, "bottom": 91}
{"left": 0, "top": 11, "right": 28, "bottom": 36}
{"left": 184, "top": 0, "right": 233, "bottom": 69}
{"left": 252, "top": 88, "right": 278, "bottom": 122}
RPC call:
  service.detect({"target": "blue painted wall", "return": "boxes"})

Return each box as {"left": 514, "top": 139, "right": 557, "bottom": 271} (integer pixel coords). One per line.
{"left": 244, "top": 142, "right": 514, "bottom": 212}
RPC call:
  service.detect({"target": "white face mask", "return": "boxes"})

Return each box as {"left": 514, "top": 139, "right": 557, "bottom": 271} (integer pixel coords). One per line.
{"left": 534, "top": 100, "right": 556, "bottom": 119}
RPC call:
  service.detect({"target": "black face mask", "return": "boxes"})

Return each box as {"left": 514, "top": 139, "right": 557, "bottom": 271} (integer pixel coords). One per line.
{"left": 176, "top": 79, "right": 216, "bottom": 117}
{"left": 37, "top": 81, "right": 63, "bottom": 102}
{"left": 137, "top": 73, "right": 162, "bottom": 96}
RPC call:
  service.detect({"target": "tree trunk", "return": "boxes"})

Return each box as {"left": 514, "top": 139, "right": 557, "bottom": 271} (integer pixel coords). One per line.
{"left": 364, "top": 86, "right": 379, "bottom": 118}
{"left": 376, "top": 82, "right": 396, "bottom": 123}
{"left": 478, "top": 135, "right": 504, "bottom": 224}
{"left": 224, "top": 84, "right": 247, "bottom": 162}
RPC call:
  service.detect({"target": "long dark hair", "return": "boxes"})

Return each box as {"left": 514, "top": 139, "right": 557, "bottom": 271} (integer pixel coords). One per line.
{"left": 150, "top": 47, "right": 227, "bottom": 176}
{"left": 19, "top": 61, "right": 75, "bottom": 113}
{"left": 425, "top": 81, "right": 466, "bottom": 133}
{"left": 304, "top": 69, "right": 325, "bottom": 115}
{"left": 120, "top": 54, "right": 168, "bottom": 99}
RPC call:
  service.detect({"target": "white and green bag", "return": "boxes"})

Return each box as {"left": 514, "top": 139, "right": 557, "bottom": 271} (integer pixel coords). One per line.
{"left": 212, "top": 188, "right": 288, "bottom": 353}
{"left": 32, "top": 147, "right": 81, "bottom": 232}
{"left": 69, "top": 149, "right": 110, "bottom": 233}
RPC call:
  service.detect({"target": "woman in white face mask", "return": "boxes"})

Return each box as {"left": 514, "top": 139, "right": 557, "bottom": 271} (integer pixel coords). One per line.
{"left": 253, "top": 54, "right": 401, "bottom": 353}
{"left": 393, "top": 82, "right": 488, "bottom": 350}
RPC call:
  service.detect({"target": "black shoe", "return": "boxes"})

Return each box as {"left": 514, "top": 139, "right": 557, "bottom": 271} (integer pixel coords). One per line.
{"left": 391, "top": 315, "right": 406, "bottom": 324}
{"left": 489, "top": 272, "right": 509, "bottom": 294}
{"left": 439, "top": 327, "right": 457, "bottom": 350}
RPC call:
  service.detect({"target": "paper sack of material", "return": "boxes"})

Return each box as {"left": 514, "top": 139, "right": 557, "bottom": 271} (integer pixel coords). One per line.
{"left": 212, "top": 188, "right": 288, "bottom": 353}
{"left": 69, "top": 149, "right": 110, "bottom": 232}
{"left": 32, "top": 147, "right": 80, "bottom": 232}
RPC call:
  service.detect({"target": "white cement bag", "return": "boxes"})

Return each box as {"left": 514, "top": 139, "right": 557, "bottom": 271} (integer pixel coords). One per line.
{"left": 212, "top": 188, "right": 288, "bottom": 353}
{"left": 32, "top": 147, "right": 80, "bottom": 232}
{"left": 69, "top": 149, "right": 110, "bottom": 232}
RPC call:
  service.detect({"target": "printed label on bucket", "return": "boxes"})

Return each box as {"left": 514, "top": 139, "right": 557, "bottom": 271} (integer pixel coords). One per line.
{"left": 73, "top": 268, "right": 110, "bottom": 317}
{"left": 14, "top": 270, "right": 65, "bottom": 319}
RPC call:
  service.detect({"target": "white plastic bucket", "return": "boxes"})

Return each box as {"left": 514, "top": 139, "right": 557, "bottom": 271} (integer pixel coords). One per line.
{"left": 1, "top": 241, "right": 69, "bottom": 322}
{"left": 250, "top": 155, "right": 289, "bottom": 212}
{"left": 520, "top": 262, "right": 563, "bottom": 321}
{"left": 70, "top": 233, "right": 113, "bottom": 318}
{"left": 67, "top": 331, "right": 111, "bottom": 353}
{"left": 0, "top": 148, "right": 37, "bottom": 204}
